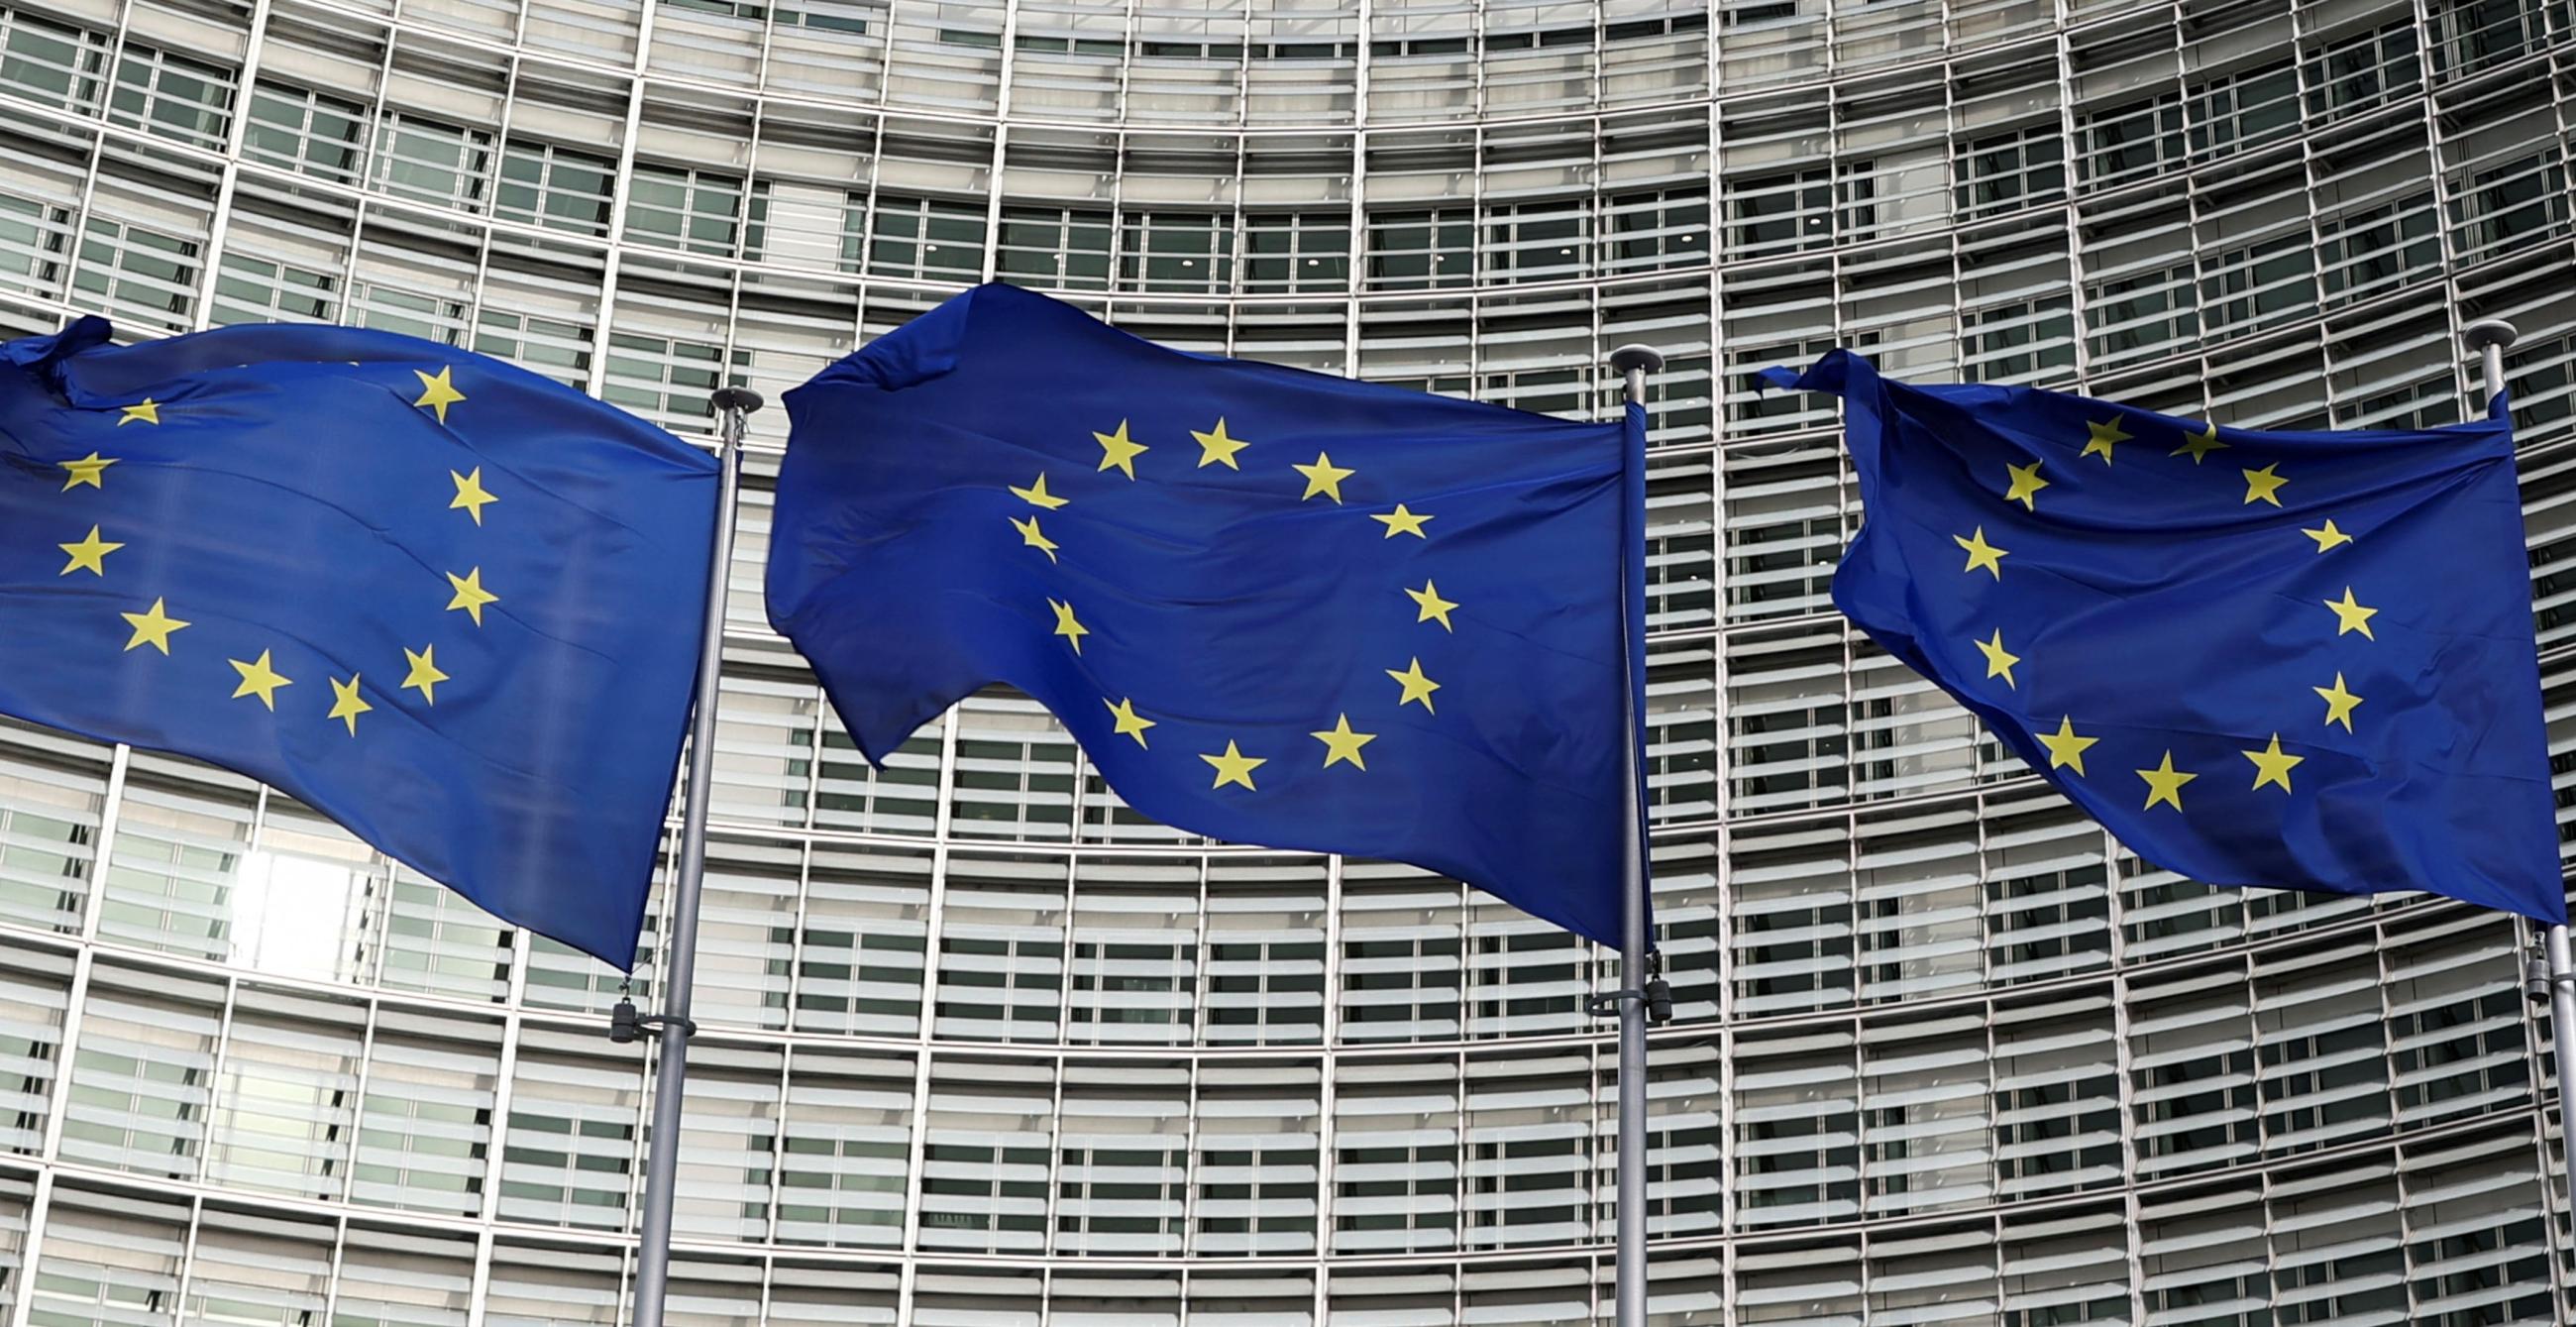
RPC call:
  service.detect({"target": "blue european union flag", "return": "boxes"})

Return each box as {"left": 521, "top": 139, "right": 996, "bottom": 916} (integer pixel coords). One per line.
{"left": 770, "top": 284, "right": 1644, "bottom": 945}
{"left": 1762, "top": 350, "right": 2563, "bottom": 924}
{"left": 0, "top": 317, "right": 719, "bottom": 967}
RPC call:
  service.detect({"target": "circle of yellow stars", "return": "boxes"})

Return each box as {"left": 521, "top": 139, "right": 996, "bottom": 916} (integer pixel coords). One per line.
{"left": 1959, "top": 411, "right": 2380, "bottom": 819}
{"left": 1012, "top": 417, "right": 1459, "bottom": 793}
{"left": 73, "top": 366, "right": 498, "bottom": 739}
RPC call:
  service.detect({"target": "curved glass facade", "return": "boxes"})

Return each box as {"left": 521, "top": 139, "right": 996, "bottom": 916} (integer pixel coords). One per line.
{"left": 4, "top": 0, "right": 2576, "bottom": 1320}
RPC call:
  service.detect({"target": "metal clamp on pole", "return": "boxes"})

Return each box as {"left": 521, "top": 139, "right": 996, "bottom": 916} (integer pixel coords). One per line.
{"left": 607, "top": 997, "right": 697, "bottom": 1045}
{"left": 629, "top": 385, "right": 763, "bottom": 1327}
{"left": 1586, "top": 949, "right": 1674, "bottom": 1025}
{"left": 1583, "top": 984, "right": 1676, "bottom": 1025}
{"left": 1586, "top": 988, "right": 1644, "bottom": 1020}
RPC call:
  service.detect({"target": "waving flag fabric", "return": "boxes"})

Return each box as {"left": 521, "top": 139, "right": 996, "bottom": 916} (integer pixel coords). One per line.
{"left": 770, "top": 283, "right": 1646, "bottom": 945}
{"left": 0, "top": 317, "right": 718, "bottom": 967}
{"left": 1764, "top": 349, "right": 2562, "bottom": 923}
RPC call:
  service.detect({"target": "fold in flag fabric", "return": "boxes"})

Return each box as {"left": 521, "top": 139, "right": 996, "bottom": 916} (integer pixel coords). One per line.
{"left": 769, "top": 283, "right": 1647, "bottom": 946}
{"left": 0, "top": 318, "right": 720, "bottom": 967}
{"left": 1763, "top": 349, "right": 2563, "bottom": 924}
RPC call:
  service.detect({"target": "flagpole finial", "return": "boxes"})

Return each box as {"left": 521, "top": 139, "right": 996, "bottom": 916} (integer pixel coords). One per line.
{"left": 710, "top": 387, "right": 766, "bottom": 415}
{"left": 2464, "top": 319, "right": 2519, "bottom": 353}
{"left": 1607, "top": 344, "right": 1664, "bottom": 375}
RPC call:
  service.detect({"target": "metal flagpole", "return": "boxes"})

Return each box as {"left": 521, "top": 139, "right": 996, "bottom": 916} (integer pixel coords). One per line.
{"left": 2482, "top": 318, "right": 2576, "bottom": 1237}
{"left": 1605, "top": 345, "right": 1670, "bottom": 1327}
{"left": 2538, "top": 923, "right": 2576, "bottom": 1230}
{"left": 621, "top": 386, "right": 761, "bottom": 1327}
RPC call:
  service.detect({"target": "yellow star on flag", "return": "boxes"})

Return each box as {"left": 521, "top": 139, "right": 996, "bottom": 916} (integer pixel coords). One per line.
{"left": 2171, "top": 421, "right": 2227, "bottom": 464}
{"left": 2241, "top": 463, "right": 2288, "bottom": 506}
{"left": 1104, "top": 697, "right": 1155, "bottom": 747}
{"left": 118, "top": 398, "right": 160, "bottom": 426}
{"left": 1294, "top": 452, "right": 1354, "bottom": 503}
{"left": 1372, "top": 504, "right": 1433, "bottom": 539}
{"left": 1386, "top": 657, "right": 1441, "bottom": 713}
{"left": 2303, "top": 519, "right": 2352, "bottom": 552}
{"left": 1192, "top": 418, "right": 1249, "bottom": 469}
{"left": 2036, "top": 716, "right": 2097, "bottom": 775}
{"left": 2003, "top": 461, "right": 2049, "bottom": 510}
{"left": 1311, "top": 715, "right": 1377, "bottom": 771}
{"left": 58, "top": 452, "right": 116, "bottom": 492}
{"left": 1201, "top": 740, "right": 1266, "bottom": 790}
{"left": 1975, "top": 629, "right": 2021, "bottom": 689}
{"left": 412, "top": 366, "right": 467, "bottom": 424}
{"left": 2136, "top": 751, "right": 2197, "bottom": 811}
{"left": 56, "top": 526, "right": 123, "bottom": 576}
{"left": 2242, "top": 733, "right": 2304, "bottom": 793}
{"left": 2313, "top": 673, "right": 2363, "bottom": 732}
{"left": 229, "top": 650, "right": 293, "bottom": 711}
{"left": 1094, "top": 419, "right": 1148, "bottom": 479}
{"left": 120, "top": 598, "right": 188, "bottom": 654}
{"left": 402, "top": 645, "right": 450, "bottom": 705}
{"left": 450, "top": 467, "right": 498, "bottom": 524}
{"left": 446, "top": 568, "right": 499, "bottom": 626}
{"left": 2322, "top": 587, "right": 2377, "bottom": 639}
{"left": 1010, "top": 473, "right": 1070, "bottom": 509}
{"left": 1406, "top": 580, "right": 1458, "bottom": 631}
{"left": 1954, "top": 526, "right": 2007, "bottom": 578}
{"left": 1011, "top": 514, "right": 1060, "bottom": 563}
{"left": 2082, "top": 417, "right": 2127, "bottom": 465}
{"left": 1049, "top": 598, "right": 1089, "bottom": 654}
{"left": 328, "top": 675, "right": 373, "bottom": 736}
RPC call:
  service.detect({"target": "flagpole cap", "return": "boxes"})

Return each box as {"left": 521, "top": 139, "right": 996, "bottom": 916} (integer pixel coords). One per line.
{"left": 710, "top": 387, "right": 766, "bottom": 415}
{"left": 1608, "top": 345, "right": 1665, "bottom": 375}
{"left": 2464, "top": 319, "right": 2520, "bottom": 353}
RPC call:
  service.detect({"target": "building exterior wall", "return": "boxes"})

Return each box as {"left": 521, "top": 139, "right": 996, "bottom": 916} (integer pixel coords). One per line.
{"left": 3, "top": 0, "right": 2576, "bottom": 1321}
